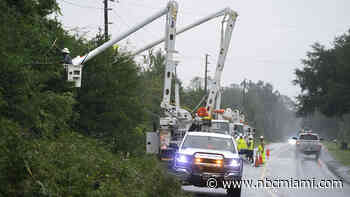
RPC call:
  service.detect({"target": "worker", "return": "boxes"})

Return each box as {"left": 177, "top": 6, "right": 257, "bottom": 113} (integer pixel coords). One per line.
{"left": 247, "top": 135, "right": 254, "bottom": 163}
{"left": 62, "top": 48, "right": 72, "bottom": 64}
{"left": 258, "top": 136, "right": 265, "bottom": 164}
{"left": 237, "top": 134, "right": 248, "bottom": 155}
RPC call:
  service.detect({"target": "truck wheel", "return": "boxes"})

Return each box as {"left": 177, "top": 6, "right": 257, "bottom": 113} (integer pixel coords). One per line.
{"left": 227, "top": 187, "right": 241, "bottom": 197}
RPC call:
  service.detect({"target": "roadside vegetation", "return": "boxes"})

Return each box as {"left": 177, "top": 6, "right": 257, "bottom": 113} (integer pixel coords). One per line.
{"left": 323, "top": 142, "right": 350, "bottom": 166}
{"left": 0, "top": 1, "right": 190, "bottom": 196}
{"left": 294, "top": 29, "right": 350, "bottom": 146}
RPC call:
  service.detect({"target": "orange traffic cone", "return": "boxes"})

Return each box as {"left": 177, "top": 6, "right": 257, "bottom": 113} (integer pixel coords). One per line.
{"left": 266, "top": 147, "right": 270, "bottom": 159}
{"left": 259, "top": 154, "right": 263, "bottom": 165}
{"left": 254, "top": 154, "right": 259, "bottom": 167}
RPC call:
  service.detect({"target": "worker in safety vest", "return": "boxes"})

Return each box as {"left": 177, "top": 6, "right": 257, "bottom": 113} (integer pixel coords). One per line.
{"left": 258, "top": 136, "right": 265, "bottom": 164}
{"left": 247, "top": 135, "right": 254, "bottom": 163}
{"left": 237, "top": 134, "right": 247, "bottom": 155}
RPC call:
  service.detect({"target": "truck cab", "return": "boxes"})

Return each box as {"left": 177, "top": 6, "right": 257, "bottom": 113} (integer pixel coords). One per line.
{"left": 173, "top": 132, "right": 243, "bottom": 197}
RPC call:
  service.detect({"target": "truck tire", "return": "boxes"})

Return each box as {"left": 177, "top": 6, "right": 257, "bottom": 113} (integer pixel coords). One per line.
{"left": 227, "top": 187, "right": 241, "bottom": 197}
{"left": 226, "top": 179, "right": 241, "bottom": 197}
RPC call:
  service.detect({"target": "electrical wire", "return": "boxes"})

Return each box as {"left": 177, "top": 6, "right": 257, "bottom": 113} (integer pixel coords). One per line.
{"left": 111, "top": 4, "right": 160, "bottom": 40}
{"left": 59, "top": 0, "right": 104, "bottom": 10}
{"left": 110, "top": 8, "right": 154, "bottom": 46}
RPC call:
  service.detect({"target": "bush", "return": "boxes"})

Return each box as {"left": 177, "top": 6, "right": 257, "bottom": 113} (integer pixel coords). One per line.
{"left": 0, "top": 128, "right": 189, "bottom": 197}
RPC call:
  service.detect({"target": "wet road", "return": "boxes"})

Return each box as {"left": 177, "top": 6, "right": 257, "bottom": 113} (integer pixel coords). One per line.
{"left": 182, "top": 142, "right": 350, "bottom": 196}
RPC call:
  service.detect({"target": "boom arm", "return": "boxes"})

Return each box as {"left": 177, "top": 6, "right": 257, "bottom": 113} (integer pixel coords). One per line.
{"left": 133, "top": 8, "right": 230, "bottom": 56}
{"left": 133, "top": 8, "right": 238, "bottom": 118}
{"left": 161, "top": 1, "right": 178, "bottom": 113}
{"left": 71, "top": 1, "right": 177, "bottom": 66}
{"left": 205, "top": 10, "right": 237, "bottom": 116}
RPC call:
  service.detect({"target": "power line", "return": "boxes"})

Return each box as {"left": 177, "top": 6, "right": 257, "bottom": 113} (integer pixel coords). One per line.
{"left": 119, "top": 0, "right": 209, "bottom": 17}
{"left": 59, "top": 0, "right": 104, "bottom": 10}
{"left": 110, "top": 9, "right": 151, "bottom": 45}
{"left": 112, "top": 3, "right": 160, "bottom": 39}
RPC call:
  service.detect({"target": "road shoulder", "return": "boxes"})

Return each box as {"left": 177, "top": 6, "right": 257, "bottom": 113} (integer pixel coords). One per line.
{"left": 321, "top": 143, "right": 350, "bottom": 185}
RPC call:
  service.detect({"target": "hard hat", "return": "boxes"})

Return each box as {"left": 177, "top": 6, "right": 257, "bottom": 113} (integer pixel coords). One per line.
{"left": 62, "top": 48, "right": 70, "bottom": 54}
{"left": 260, "top": 136, "right": 264, "bottom": 139}
{"left": 249, "top": 135, "right": 253, "bottom": 139}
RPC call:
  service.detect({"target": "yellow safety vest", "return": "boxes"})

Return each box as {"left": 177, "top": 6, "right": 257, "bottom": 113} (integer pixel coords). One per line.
{"left": 248, "top": 139, "right": 254, "bottom": 150}
{"left": 241, "top": 139, "right": 248, "bottom": 149}
{"left": 238, "top": 138, "right": 247, "bottom": 150}
{"left": 258, "top": 143, "right": 266, "bottom": 163}
{"left": 258, "top": 144, "right": 264, "bottom": 153}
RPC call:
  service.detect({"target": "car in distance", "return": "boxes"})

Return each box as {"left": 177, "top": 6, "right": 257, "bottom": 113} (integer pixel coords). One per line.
{"left": 173, "top": 132, "right": 243, "bottom": 197}
{"left": 295, "top": 132, "right": 322, "bottom": 159}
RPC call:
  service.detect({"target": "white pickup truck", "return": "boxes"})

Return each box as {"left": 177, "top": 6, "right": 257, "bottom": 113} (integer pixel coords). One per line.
{"left": 295, "top": 132, "right": 322, "bottom": 160}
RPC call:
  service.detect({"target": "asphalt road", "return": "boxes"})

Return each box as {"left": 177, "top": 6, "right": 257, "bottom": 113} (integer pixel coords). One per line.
{"left": 182, "top": 142, "right": 350, "bottom": 197}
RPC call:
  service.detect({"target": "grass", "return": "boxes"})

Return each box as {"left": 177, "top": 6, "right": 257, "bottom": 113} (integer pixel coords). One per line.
{"left": 323, "top": 141, "right": 350, "bottom": 166}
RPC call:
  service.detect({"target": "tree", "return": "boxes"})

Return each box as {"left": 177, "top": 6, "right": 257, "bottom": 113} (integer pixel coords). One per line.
{"left": 294, "top": 29, "right": 350, "bottom": 118}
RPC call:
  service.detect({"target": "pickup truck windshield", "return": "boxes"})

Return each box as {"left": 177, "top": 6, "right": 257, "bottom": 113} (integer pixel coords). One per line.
{"left": 299, "top": 134, "right": 318, "bottom": 140}
{"left": 182, "top": 135, "right": 236, "bottom": 153}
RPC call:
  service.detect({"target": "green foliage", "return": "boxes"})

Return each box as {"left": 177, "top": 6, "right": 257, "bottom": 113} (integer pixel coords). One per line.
{"left": 323, "top": 142, "right": 350, "bottom": 166}
{"left": 294, "top": 29, "right": 350, "bottom": 118}
{"left": 76, "top": 33, "right": 145, "bottom": 154}
{"left": 138, "top": 49, "right": 166, "bottom": 129}
{"left": 0, "top": 128, "right": 188, "bottom": 197}
{"left": 0, "top": 1, "right": 189, "bottom": 196}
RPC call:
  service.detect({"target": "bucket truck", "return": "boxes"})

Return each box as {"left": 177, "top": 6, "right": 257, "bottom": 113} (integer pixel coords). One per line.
{"left": 62, "top": 1, "right": 179, "bottom": 88}
{"left": 190, "top": 9, "right": 238, "bottom": 135}
{"left": 144, "top": 8, "right": 238, "bottom": 161}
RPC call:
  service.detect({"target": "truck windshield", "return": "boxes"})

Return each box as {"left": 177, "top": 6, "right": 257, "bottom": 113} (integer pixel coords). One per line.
{"left": 299, "top": 134, "right": 318, "bottom": 140}
{"left": 182, "top": 135, "right": 236, "bottom": 153}
{"left": 210, "top": 122, "right": 229, "bottom": 134}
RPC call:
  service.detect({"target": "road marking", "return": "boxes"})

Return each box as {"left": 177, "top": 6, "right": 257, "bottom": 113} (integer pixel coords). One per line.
{"left": 258, "top": 144, "right": 290, "bottom": 197}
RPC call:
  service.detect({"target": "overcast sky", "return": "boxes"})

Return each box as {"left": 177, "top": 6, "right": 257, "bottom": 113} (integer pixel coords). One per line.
{"left": 56, "top": 0, "right": 350, "bottom": 98}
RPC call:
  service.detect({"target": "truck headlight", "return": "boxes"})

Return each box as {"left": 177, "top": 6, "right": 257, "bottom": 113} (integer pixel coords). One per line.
{"left": 176, "top": 154, "right": 189, "bottom": 163}
{"left": 229, "top": 159, "right": 240, "bottom": 167}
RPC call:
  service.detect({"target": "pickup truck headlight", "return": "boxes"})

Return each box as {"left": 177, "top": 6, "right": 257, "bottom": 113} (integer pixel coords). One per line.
{"left": 176, "top": 154, "right": 189, "bottom": 163}
{"left": 229, "top": 159, "right": 240, "bottom": 167}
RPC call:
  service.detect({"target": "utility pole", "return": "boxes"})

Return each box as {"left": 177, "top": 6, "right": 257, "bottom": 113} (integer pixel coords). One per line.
{"left": 104, "top": 0, "right": 116, "bottom": 40}
{"left": 204, "top": 54, "right": 210, "bottom": 95}
{"left": 242, "top": 79, "right": 246, "bottom": 112}
{"left": 104, "top": 0, "right": 109, "bottom": 40}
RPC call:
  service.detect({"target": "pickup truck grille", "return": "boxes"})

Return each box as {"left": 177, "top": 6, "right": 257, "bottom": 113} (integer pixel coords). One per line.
{"left": 197, "top": 165, "right": 224, "bottom": 173}
{"left": 193, "top": 158, "right": 225, "bottom": 173}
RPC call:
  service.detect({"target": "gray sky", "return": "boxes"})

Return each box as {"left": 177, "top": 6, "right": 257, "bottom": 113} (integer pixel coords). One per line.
{"left": 56, "top": 0, "right": 350, "bottom": 98}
